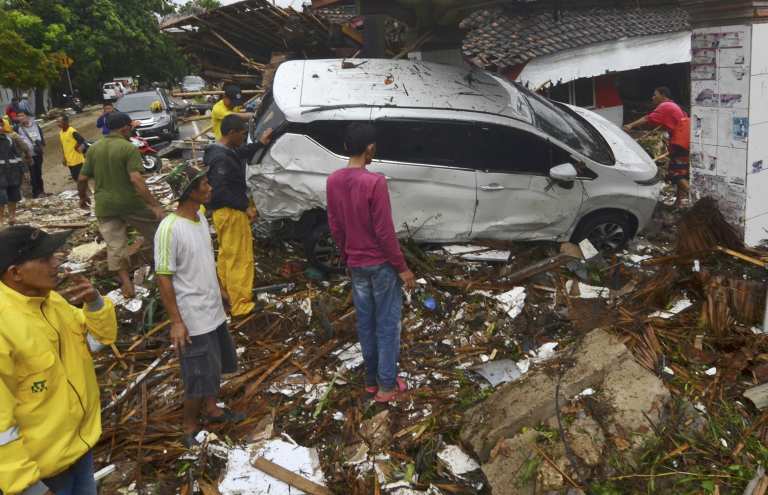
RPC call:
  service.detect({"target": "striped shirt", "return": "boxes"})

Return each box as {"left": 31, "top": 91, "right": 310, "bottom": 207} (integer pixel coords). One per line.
{"left": 154, "top": 212, "right": 226, "bottom": 336}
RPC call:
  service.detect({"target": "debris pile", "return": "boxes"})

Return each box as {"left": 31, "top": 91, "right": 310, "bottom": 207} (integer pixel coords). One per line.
{"left": 19, "top": 182, "right": 768, "bottom": 494}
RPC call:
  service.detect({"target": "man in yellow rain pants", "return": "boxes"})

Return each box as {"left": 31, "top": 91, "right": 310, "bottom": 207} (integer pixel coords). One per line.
{"left": 204, "top": 114, "right": 272, "bottom": 317}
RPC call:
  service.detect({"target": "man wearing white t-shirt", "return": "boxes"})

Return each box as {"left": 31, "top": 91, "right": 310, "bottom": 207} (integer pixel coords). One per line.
{"left": 155, "top": 162, "right": 244, "bottom": 447}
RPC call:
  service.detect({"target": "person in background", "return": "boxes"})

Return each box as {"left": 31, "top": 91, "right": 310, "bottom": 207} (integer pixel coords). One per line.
{"left": 326, "top": 123, "right": 416, "bottom": 403}
{"left": 210, "top": 85, "right": 253, "bottom": 140}
{"left": 77, "top": 112, "right": 164, "bottom": 298}
{"left": 0, "top": 225, "right": 117, "bottom": 495}
{"left": 17, "top": 94, "right": 33, "bottom": 116}
{"left": 96, "top": 102, "right": 114, "bottom": 136}
{"left": 204, "top": 115, "right": 272, "bottom": 318}
{"left": 156, "top": 163, "right": 243, "bottom": 447}
{"left": 624, "top": 86, "right": 690, "bottom": 207}
{"left": 57, "top": 115, "right": 87, "bottom": 182}
{"left": 4, "top": 97, "right": 19, "bottom": 123}
{"left": 16, "top": 111, "right": 47, "bottom": 198}
{"left": 0, "top": 118, "right": 31, "bottom": 225}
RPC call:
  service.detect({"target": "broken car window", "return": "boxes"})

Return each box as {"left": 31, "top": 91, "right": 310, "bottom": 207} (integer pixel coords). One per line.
{"left": 473, "top": 125, "right": 551, "bottom": 174}
{"left": 518, "top": 86, "right": 613, "bottom": 165}
{"left": 253, "top": 90, "right": 287, "bottom": 141}
{"left": 374, "top": 120, "right": 474, "bottom": 168}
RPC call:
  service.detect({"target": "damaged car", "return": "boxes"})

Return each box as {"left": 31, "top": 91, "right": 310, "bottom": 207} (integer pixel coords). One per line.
{"left": 247, "top": 59, "right": 661, "bottom": 269}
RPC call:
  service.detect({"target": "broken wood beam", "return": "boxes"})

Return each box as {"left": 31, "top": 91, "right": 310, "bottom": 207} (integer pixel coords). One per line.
{"left": 744, "top": 382, "right": 768, "bottom": 410}
{"left": 251, "top": 456, "right": 333, "bottom": 495}
{"left": 103, "top": 350, "right": 172, "bottom": 413}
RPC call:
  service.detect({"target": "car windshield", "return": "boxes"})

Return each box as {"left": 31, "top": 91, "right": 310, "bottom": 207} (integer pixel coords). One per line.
{"left": 183, "top": 76, "right": 204, "bottom": 85}
{"left": 117, "top": 93, "right": 161, "bottom": 113}
{"left": 515, "top": 84, "right": 613, "bottom": 164}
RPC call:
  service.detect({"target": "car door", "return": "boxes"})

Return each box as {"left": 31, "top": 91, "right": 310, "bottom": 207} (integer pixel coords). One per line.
{"left": 368, "top": 114, "right": 477, "bottom": 242}
{"left": 471, "top": 124, "right": 584, "bottom": 241}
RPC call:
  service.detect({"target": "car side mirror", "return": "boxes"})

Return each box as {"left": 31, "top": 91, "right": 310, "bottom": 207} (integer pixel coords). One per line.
{"left": 549, "top": 163, "right": 579, "bottom": 182}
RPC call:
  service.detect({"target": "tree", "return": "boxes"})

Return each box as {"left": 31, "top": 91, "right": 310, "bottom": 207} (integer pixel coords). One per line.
{"left": 178, "top": 0, "right": 220, "bottom": 15}
{"left": 0, "top": 12, "right": 61, "bottom": 88}
{"left": 3, "top": 0, "right": 191, "bottom": 100}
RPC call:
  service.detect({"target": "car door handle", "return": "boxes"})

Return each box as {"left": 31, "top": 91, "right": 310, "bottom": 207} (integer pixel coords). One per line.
{"left": 480, "top": 183, "right": 505, "bottom": 191}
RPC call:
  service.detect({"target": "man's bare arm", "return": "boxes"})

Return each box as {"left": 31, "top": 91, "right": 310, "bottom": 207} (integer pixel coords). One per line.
{"left": 128, "top": 171, "right": 165, "bottom": 218}
{"left": 624, "top": 116, "right": 649, "bottom": 132}
{"left": 157, "top": 275, "right": 191, "bottom": 353}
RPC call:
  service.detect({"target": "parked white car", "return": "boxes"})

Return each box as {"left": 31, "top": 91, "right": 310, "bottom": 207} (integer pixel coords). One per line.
{"left": 102, "top": 82, "right": 123, "bottom": 101}
{"left": 247, "top": 59, "right": 661, "bottom": 261}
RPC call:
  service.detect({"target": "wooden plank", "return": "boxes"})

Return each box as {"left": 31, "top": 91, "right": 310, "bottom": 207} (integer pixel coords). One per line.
{"left": 251, "top": 456, "right": 333, "bottom": 495}
{"left": 745, "top": 382, "right": 768, "bottom": 410}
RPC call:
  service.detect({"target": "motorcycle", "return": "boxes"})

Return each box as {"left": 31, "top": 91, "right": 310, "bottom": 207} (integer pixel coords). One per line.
{"left": 62, "top": 93, "right": 83, "bottom": 113}
{"left": 129, "top": 135, "right": 160, "bottom": 172}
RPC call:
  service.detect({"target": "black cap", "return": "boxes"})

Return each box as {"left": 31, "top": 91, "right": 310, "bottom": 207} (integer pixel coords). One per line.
{"left": 106, "top": 111, "right": 132, "bottom": 130}
{"left": 0, "top": 226, "right": 73, "bottom": 275}
{"left": 223, "top": 85, "right": 242, "bottom": 105}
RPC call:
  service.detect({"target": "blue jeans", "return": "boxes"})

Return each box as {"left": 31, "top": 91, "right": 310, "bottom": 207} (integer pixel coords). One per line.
{"left": 350, "top": 263, "right": 402, "bottom": 390}
{"left": 42, "top": 450, "right": 97, "bottom": 495}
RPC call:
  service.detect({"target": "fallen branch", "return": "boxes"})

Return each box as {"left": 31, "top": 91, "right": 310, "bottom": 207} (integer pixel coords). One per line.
{"left": 532, "top": 444, "right": 582, "bottom": 490}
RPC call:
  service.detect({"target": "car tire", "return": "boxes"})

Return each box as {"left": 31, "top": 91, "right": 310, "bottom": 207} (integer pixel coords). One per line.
{"left": 302, "top": 221, "right": 344, "bottom": 276}
{"left": 570, "top": 211, "right": 635, "bottom": 252}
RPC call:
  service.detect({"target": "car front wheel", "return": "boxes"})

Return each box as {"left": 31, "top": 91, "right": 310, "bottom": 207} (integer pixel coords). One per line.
{"left": 571, "top": 211, "right": 635, "bottom": 252}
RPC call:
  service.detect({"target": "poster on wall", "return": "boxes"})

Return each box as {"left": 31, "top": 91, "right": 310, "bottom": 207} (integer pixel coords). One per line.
{"left": 691, "top": 108, "right": 718, "bottom": 145}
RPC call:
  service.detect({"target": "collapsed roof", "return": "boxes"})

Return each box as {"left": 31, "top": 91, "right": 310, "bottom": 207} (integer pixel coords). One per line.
{"left": 161, "top": 0, "right": 333, "bottom": 85}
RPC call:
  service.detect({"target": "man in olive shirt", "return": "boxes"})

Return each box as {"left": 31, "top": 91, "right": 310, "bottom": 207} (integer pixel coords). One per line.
{"left": 77, "top": 112, "right": 165, "bottom": 298}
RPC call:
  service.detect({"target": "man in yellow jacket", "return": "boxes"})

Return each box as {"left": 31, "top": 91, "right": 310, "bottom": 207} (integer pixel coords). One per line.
{"left": 0, "top": 225, "right": 117, "bottom": 494}
{"left": 57, "top": 115, "right": 86, "bottom": 182}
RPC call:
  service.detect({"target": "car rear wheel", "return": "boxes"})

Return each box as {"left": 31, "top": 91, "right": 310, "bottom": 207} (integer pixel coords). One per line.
{"left": 571, "top": 211, "right": 635, "bottom": 252}
{"left": 303, "top": 221, "right": 344, "bottom": 276}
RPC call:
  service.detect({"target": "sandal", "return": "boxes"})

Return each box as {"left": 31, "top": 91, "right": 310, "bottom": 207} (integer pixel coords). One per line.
{"left": 204, "top": 407, "right": 245, "bottom": 424}
{"left": 366, "top": 377, "right": 407, "bottom": 395}
{"left": 373, "top": 377, "right": 409, "bottom": 403}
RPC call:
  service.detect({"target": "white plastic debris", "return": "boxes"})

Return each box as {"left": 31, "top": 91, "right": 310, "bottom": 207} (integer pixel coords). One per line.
{"left": 86, "top": 333, "right": 106, "bottom": 353}
{"left": 663, "top": 366, "right": 675, "bottom": 375}
{"left": 471, "top": 359, "right": 522, "bottom": 387}
{"left": 58, "top": 190, "right": 80, "bottom": 200}
{"left": 299, "top": 297, "right": 312, "bottom": 323}
{"left": 437, "top": 445, "right": 480, "bottom": 476}
{"left": 649, "top": 298, "right": 693, "bottom": 319}
{"left": 625, "top": 254, "right": 652, "bottom": 264}
{"left": 94, "top": 464, "right": 116, "bottom": 481}
{"left": 705, "top": 367, "right": 717, "bottom": 376}
{"left": 565, "top": 281, "right": 609, "bottom": 299}
{"left": 694, "top": 402, "right": 707, "bottom": 413}
{"left": 442, "top": 245, "right": 488, "bottom": 255}
{"left": 461, "top": 250, "right": 512, "bottom": 262}
{"left": 105, "top": 286, "right": 150, "bottom": 313}
{"left": 494, "top": 287, "right": 526, "bottom": 319}
{"left": 333, "top": 411, "right": 345, "bottom": 421}
{"left": 578, "top": 238, "right": 599, "bottom": 259}
{"left": 693, "top": 259, "right": 701, "bottom": 272}
{"left": 334, "top": 342, "right": 364, "bottom": 370}
{"left": 573, "top": 388, "right": 595, "bottom": 400}
{"left": 218, "top": 439, "right": 326, "bottom": 495}
{"left": 516, "top": 342, "right": 558, "bottom": 375}
{"left": 416, "top": 278, "right": 428, "bottom": 285}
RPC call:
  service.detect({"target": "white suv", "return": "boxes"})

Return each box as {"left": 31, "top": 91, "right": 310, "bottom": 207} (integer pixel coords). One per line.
{"left": 248, "top": 59, "right": 661, "bottom": 259}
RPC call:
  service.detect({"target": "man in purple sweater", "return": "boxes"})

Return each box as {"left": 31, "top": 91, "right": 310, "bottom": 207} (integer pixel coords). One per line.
{"left": 326, "top": 123, "right": 416, "bottom": 403}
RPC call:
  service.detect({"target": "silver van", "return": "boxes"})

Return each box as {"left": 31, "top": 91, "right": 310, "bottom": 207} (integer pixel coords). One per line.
{"left": 248, "top": 59, "right": 661, "bottom": 265}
